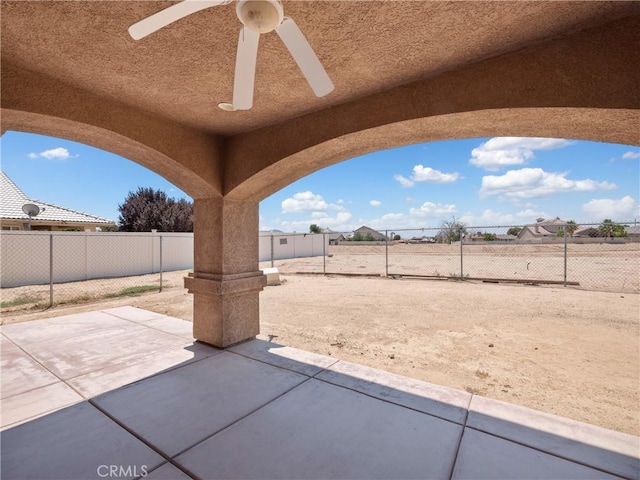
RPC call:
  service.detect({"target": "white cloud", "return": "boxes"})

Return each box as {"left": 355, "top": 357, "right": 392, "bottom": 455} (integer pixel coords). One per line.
{"left": 582, "top": 196, "right": 639, "bottom": 220}
{"left": 469, "top": 137, "right": 571, "bottom": 171}
{"left": 459, "top": 210, "right": 516, "bottom": 226}
{"left": 622, "top": 151, "right": 640, "bottom": 160}
{"left": 409, "top": 202, "right": 457, "bottom": 217}
{"left": 394, "top": 165, "right": 459, "bottom": 187}
{"left": 28, "top": 147, "right": 76, "bottom": 161}
{"left": 281, "top": 191, "right": 343, "bottom": 214}
{"left": 281, "top": 211, "right": 353, "bottom": 231}
{"left": 411, "top": 165, "right": 460, "bottom": 183}
{"left": 394, "top": 174, "right": 415, "bottom": 188}
{"left": 370, "top": 200, "right": 381, "bottom": 207}
{"left": 480, "top": 168, "right": 616, "bottom": 200}
{"left": 457, "top": 207, "right": 552, "bottom": 227}
{"left": 515, "top": 208, "right": 547, "bottom": 219}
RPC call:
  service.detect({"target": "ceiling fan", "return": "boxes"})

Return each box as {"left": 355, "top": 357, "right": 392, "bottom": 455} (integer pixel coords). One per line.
{"left": 129, "top": 0, "right": 334, "bottom": 111}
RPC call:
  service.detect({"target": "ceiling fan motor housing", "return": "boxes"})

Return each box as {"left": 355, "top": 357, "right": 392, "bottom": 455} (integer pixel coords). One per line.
{"left": 236, "top": 0, "right": 284, "bottom": 33}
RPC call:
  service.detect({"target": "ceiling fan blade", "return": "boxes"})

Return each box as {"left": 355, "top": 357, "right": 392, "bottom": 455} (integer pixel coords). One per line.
{"left": 232, "top": 26, "right": 260, "bottom": 110}
{"left": 128, "top": 0, "right": 229, "bottom": 40}
{"left": 276, "top": 17, "right": 334, "bottom": 98}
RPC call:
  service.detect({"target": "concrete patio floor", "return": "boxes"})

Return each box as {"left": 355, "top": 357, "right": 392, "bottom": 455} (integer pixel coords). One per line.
{"left": 1, "top": 307, "right": 638, "bottom": 480}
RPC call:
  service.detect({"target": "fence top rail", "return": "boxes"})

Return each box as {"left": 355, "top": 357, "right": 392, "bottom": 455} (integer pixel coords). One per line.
{"left": 0, "top": 231, "right": 194, "bottom": 237}
{"left": 261, "top": 221, "right": 638, "bottom": 237}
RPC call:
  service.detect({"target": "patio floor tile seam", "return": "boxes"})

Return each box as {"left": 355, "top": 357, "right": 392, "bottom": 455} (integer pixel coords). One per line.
{"left": 63, "top": 348, "right": 224, "bottom": 398}
{"left": 225, "top": 350, "right": 472, "bottom": 428}
{"left": 0, "top": 376, "right": 79, "bottom": 402}
{"left": 310, "top": 358, "right": 341, "bottom": 377}
{"left": 170, "top": 376, "right": 316, "bottom": 460}
{"left": 0, "top": 376, "right": 68, "bottom": 402}
{"left": 56, "top": 343, "right": 204, "bottom": 382}
{"left": 312, "top": 362, "right": 469, "bottom": 428}
{"left": 1, "top": 394, "right": 85, "bottom": 432}
{"left": 1, "top": 334, "right": 216, "bottom": 402}
{"left": 462, "top": 425, "right": 631, "bottom": 479}
{"left": 150, "top": 460, "right": 197, "bottom": 480}
{"left": 88, "top": 398, "right": 176, "bottom": 463}
{"left": 101, "top": 309, "right": 165, "bottom": 322}
{"left": 226, "top": 349, "right": 339, "bottom": 378}
{"left": 102, "top": 310, "right": 195, "bottom": 340}
{"left": 0, "top": 337, "right": 84, "bottom": 396}
{"left": 446, "top": 395, "right": 472, "bottom": 480}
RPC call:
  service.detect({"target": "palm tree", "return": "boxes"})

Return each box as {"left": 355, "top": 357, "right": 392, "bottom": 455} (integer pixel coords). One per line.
{"left": 565, "top": 220, "right": 578, "bottom": 237}
{"left": 598, "top": 219, "right": 616, "bottom": 239}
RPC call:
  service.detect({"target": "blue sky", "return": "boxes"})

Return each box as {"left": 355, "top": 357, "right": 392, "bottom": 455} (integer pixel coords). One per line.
{"left": 1, "top": 131, "right": 638, "bottom": 232}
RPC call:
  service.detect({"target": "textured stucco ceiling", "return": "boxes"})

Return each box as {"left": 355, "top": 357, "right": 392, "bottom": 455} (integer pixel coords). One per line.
{"left": 2, "top": 0, "right": 639, "bottom": 136}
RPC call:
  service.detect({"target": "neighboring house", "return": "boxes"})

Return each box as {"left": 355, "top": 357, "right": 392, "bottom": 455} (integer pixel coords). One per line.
{"left": 574, "top": 224, "right": 639, "bottom": 240}
{"left": 320, "top": 228, "right": 346, "bottom": 245}
{"left": 626, "top": 225, "right": 640, "bottom": 241}
{"left": 409, "top": 236, "right": 435, "bottom": 244}
{"left": 353, "top": 225, "right": 387, "bottom": 241}
{"left": 0, "top": 171, "right": 115, "bottom": 231}
{"left": 517, "top": 217, "right": 567, "bottom": 240}
{"left": 573, "top": 227, "right": 602, "bottom": 238}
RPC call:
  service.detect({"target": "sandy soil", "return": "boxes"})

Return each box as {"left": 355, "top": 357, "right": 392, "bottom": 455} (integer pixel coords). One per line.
{"left": 3, "top": 269, "right": 638, "bottom": 436}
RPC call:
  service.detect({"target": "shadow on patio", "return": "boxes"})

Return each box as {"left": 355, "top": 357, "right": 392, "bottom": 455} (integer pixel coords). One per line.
{"left": 1, "top": 307, "right": 638, "bottom": 479}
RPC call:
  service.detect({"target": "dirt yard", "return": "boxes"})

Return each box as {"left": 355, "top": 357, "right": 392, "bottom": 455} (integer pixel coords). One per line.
{"left": 2, "top": 270, "right": 638, "bottom": 436}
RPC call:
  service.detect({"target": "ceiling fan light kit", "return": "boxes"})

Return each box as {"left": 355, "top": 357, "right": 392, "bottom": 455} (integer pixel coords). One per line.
{"left": 237, "top": 0, "right": 283, "bottom": 34}
{"left": 129, "top": 0, "right": 334, "bottom": 111}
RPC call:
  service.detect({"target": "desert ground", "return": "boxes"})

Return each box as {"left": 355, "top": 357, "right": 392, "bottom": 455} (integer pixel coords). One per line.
{"left": 2, "top": 266, "right": 638, "bottom": 436}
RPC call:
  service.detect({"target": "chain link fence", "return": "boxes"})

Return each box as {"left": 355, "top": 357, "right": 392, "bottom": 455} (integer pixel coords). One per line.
{"left": 1, "top": 231, "right": 193, "bottom": 311}
{"left": 261, "top": 222, "right": 639, "bottom": 293}
{"left": 3, "top": 222, "right": 637, "bottom": 313}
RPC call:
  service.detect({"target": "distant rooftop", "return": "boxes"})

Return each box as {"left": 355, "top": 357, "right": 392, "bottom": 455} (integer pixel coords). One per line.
{"left": 0, "top": 171, "right": 114, "bottom": 225}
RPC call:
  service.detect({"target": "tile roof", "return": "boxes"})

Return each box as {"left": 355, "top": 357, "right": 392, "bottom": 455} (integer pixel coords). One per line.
{"left": 1, "top": 171, "right": 114, "bottom": 225}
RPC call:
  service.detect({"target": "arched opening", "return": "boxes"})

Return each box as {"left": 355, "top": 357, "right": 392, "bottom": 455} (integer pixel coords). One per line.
{"left": 1, "top": 108, "right": 219, "bottom": 200}
{"left": 1, "top": 130, "right": 195, "bottom": 311}
{"left": 255, "top": 133, "right": 639, "bottom": 435}
{"left": 228, "top": 107, "right": 639, "bottom": 204}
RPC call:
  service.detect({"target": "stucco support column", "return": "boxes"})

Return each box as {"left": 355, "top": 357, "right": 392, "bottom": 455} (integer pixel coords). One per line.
{"left": 184, "top": 197, "right": 266, "bottom": 348}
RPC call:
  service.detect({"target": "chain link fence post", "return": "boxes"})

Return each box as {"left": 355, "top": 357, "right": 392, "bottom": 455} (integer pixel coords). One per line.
{"left": 563, "top": 224, "right": 568, "bottom": 288}
{"left": 460, "top": 229, "right": 464, "bottom": 279}
{"left": 323, "top": 233, "right": 326, "bottom": 274}
{"left": 159, "top": 235, "right": 163, "bottom": 292}
{"left": 49, "top": 233, "right": 54, "bottom": 307}
{"left": 385, "top": 230, "right": 389, "bottom": 277}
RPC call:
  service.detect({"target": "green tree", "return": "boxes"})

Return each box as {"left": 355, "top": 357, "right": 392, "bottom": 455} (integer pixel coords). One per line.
{"left": 483, "top": 233, "right": 497, "bottom": 241}
{"left": 351, "top": 232, "right": 364, "bottom": 241}
{"left": 507, "top": 227, "right": 522, "bottom": 236}
{"left": 364, "top": 233, "right": 376, "bottom": 241}
{"left": 556, "top": 230, "right": 564, "bottom": 237}
{"left": 118, "top": 187, "right": 193, "bottom": 232}
{"left": 598, "top": 219, "right": 627, "bottom": 238}
{"left": 393, "top": 234, "right": 401, "bottom": 241}
{"left": 309, "top": 224, "right": 321, "bottom": 234}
